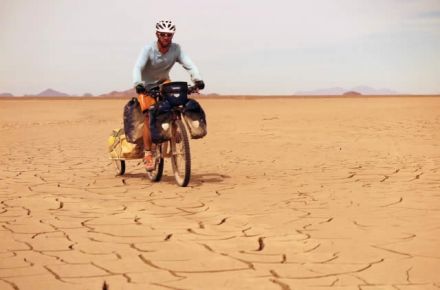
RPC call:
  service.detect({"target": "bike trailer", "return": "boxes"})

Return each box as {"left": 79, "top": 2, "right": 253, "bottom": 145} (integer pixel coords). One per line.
{"left": 149, "top": 100, "right": 173, "bottom": 144}
{"left": 123, "top": 98, "right": 145, "bottom": 143}
{"left": 161, "top": 82, "right": 188, "bottom": 107}
{"left": 108, "top": 128, "right": 143, "bottom": 159}
{"left": 183, "top": 99, "right": 207, "bottom": 139}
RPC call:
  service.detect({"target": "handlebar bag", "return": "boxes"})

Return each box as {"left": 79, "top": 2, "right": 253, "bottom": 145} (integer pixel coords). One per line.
{"left": 161, "top": 82, "right": 188, "bottom": 107}
{"left": 183, "top": 99, "right": 207, "bottom": 139}
{"left": 149, "top": 100, "right": 173, "bottom": 144}
{"left": 123, "top": 98, "right": 145, "bottom": 143}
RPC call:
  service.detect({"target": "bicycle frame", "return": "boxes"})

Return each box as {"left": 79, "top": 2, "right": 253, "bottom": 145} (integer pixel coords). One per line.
{"left": 156, "top": 108, "right": 183, "bottom": 159}
{"left": 146, "top": 82, "right": 197, "bottom": 187}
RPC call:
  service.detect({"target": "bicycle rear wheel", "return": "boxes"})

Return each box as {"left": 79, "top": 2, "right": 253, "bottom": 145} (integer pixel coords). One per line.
{"left": 170, "top": 119, "right": 191, "bottom": 187}
{"left": 147, "top": 145, "right": 164, "bottom": 182}
{"left": 113, "top": 160, "right": 125, "bottom": 176}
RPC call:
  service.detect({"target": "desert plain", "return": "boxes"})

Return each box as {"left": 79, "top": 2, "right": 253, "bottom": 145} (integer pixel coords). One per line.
{"left": 0, "top": 95, "right": 439, "bottom": 290}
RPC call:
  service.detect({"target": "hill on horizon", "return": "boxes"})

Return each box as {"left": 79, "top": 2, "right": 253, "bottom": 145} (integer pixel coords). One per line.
{"left": 34, "top": 88, "right": 70, "bottom": 97}
{"left": 295, "top": 86, "right": 399, "bottom": 95}
{"left": 98, "top": 88, "right": 137, "bottom": 98}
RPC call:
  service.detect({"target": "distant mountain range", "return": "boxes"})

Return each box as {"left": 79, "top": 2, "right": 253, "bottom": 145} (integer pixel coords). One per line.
{"left": 0, "top": 88, "right": 71, "bottom": 97}
{"left": 0, "top": 86, "right": 405, "bottom": 97}
{"left": 295, "top": 86, "right": 399, "bottom": 95}
{"left": 0, "top": 88, "right": 132, "bottom": 97}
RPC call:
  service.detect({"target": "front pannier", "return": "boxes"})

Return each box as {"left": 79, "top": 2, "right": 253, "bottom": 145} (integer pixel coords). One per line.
{"left": 123, "top": 98, "right": 145, "bottom": 143}
{"left": 149, "top": 100, "right": 173, "bottom": 144}
{"left": 183, "top": 99, "right": 207, "bottom": 139}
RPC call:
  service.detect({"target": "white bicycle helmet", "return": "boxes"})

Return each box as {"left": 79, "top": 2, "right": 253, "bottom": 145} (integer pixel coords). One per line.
{"left": 156, "top": 20, "right": 176, "bottom": 33}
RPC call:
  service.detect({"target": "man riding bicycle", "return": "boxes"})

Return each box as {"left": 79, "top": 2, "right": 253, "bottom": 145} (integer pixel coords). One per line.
{"left": 133, "top": 20, "right": 205, "bottom": 171}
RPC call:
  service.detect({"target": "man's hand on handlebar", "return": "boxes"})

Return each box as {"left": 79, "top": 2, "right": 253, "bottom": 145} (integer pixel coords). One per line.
{"left": 135, "top": 83, "right": 146, "bottom": 94}
{"left": 189, "top": 80, "right": 205, "bottom": 94}
{"left": 195, "top": 80, "right": 205, "bottom": 90}
{"left": 148, "top": 86, "right": 161, "bottom": 99}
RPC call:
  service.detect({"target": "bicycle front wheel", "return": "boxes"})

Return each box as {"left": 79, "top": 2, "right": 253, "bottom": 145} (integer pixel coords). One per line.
{"left": 170, "top": 119, "right": 191, "bottom": 187}
{"left": 147, "top": 144, "right": 164, "bottom": 182}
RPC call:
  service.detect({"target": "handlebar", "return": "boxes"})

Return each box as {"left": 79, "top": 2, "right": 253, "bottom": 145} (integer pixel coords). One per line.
{"left": 188, "top": 85, "right": 200, "bottom": 95}
{"left": 147, "top": 86, "right": 161, "bottom": 99}
{"left": 146, "top": 83, "right": 202, "bottom": 100}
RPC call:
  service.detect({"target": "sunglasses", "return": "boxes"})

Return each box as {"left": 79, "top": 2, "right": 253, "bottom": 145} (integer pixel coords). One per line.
{"left": 158, "top": 32, "right": 173, "bottom": 38}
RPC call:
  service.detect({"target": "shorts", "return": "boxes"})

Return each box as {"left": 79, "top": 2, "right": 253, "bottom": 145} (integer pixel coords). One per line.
{"left": 137, "top": 94, "right": 156, "bottom": 113}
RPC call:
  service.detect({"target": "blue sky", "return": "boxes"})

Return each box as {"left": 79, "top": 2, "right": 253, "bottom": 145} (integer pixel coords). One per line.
{"left": 1, "top": 0, "right": 439, "bottom": 95}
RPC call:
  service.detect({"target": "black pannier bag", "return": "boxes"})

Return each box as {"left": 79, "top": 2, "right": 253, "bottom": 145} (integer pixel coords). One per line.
{"left": 183, "top": 99, "right": 207, "bottom": 139}
{"left": 149, "top": 100, "right": 173, "bottom": 144}
{"left": 123, "top": 98, "right": 145, "bottom": 143}
{"left": 161, "top": 82, "right": 188, "bottom": 107}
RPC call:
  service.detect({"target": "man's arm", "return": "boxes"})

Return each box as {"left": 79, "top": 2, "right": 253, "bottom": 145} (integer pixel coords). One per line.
{"left": 132, "top": 46, "right": 149, "bottom": 86}
{"left": 176, "top": 45, "right": 202, "bottom": 82}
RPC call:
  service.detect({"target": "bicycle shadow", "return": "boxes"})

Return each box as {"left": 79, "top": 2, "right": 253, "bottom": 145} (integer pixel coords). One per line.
{"left": 190, "top": 173, "right": 231, "bottom": 186}
{"left": 118, "top": 173, "right": 149, "bottom": 179}
{"left": 118, "top": 172, "right": 230, "bottom": 187}
{"left": 151, "top": 172, "right": 230, "bottom": 187}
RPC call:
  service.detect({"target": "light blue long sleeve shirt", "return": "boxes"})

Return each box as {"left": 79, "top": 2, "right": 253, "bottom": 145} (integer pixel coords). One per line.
{"left": 133, "top": 41, "right": 202, "bottom": 86}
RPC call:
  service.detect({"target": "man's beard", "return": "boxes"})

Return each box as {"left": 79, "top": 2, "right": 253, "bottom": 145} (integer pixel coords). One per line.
{"left": 158, "top": 39, "right": 171, "bottom": 49}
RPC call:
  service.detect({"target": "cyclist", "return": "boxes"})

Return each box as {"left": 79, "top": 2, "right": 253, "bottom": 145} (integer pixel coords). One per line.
{"left": 133, "top": 20, "right": 205, "bottom": 171}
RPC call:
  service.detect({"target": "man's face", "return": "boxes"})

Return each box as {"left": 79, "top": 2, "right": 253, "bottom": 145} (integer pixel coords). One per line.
{"left": 156, "top": 32, "right": 174, "bottom": 48}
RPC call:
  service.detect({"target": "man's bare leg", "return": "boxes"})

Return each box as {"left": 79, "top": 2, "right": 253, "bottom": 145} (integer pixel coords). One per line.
{"left": 143, "top": 115, "right": 152, "bottom": 151}
{"left": 143, "top": 115, "right": 155, "bottom": 171}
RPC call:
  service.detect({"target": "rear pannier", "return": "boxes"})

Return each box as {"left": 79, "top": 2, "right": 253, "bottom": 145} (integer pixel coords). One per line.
{"left": 108, "top": 128, "right": 144, "bottom": 159}
{"left": 183, "top": 99, "right": 207, "bottom": 139}
{"left": 149, "top": 100, "right": 173, "bottom": 144}
{"left": 123, "top": 98, "right": 145, "bottom": 143}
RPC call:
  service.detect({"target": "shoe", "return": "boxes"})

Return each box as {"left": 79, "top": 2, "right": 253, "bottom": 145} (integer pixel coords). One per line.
{"left": 143, "top": 151, "right": 155, "bottom": 172}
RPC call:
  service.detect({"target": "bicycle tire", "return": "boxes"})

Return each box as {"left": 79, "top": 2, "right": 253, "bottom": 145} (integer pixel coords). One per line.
{"left": 171, "top": 119, "right": 191, "bottom": 187}
{"left": 147, "top": 145, "right": 164, "bottom": 182}
{"left": 114, "top": 160, "right": 125, "bottom": 176}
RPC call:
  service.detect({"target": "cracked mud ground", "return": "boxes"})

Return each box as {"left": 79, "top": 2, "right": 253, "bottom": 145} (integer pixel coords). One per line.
{"left": 1, "top": 97, "right": 439, "bottom": 290}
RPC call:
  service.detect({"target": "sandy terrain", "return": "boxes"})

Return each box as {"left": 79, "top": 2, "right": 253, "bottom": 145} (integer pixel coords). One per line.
{"left": 0, "top": 96, "right": 439, "bottom": 290}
